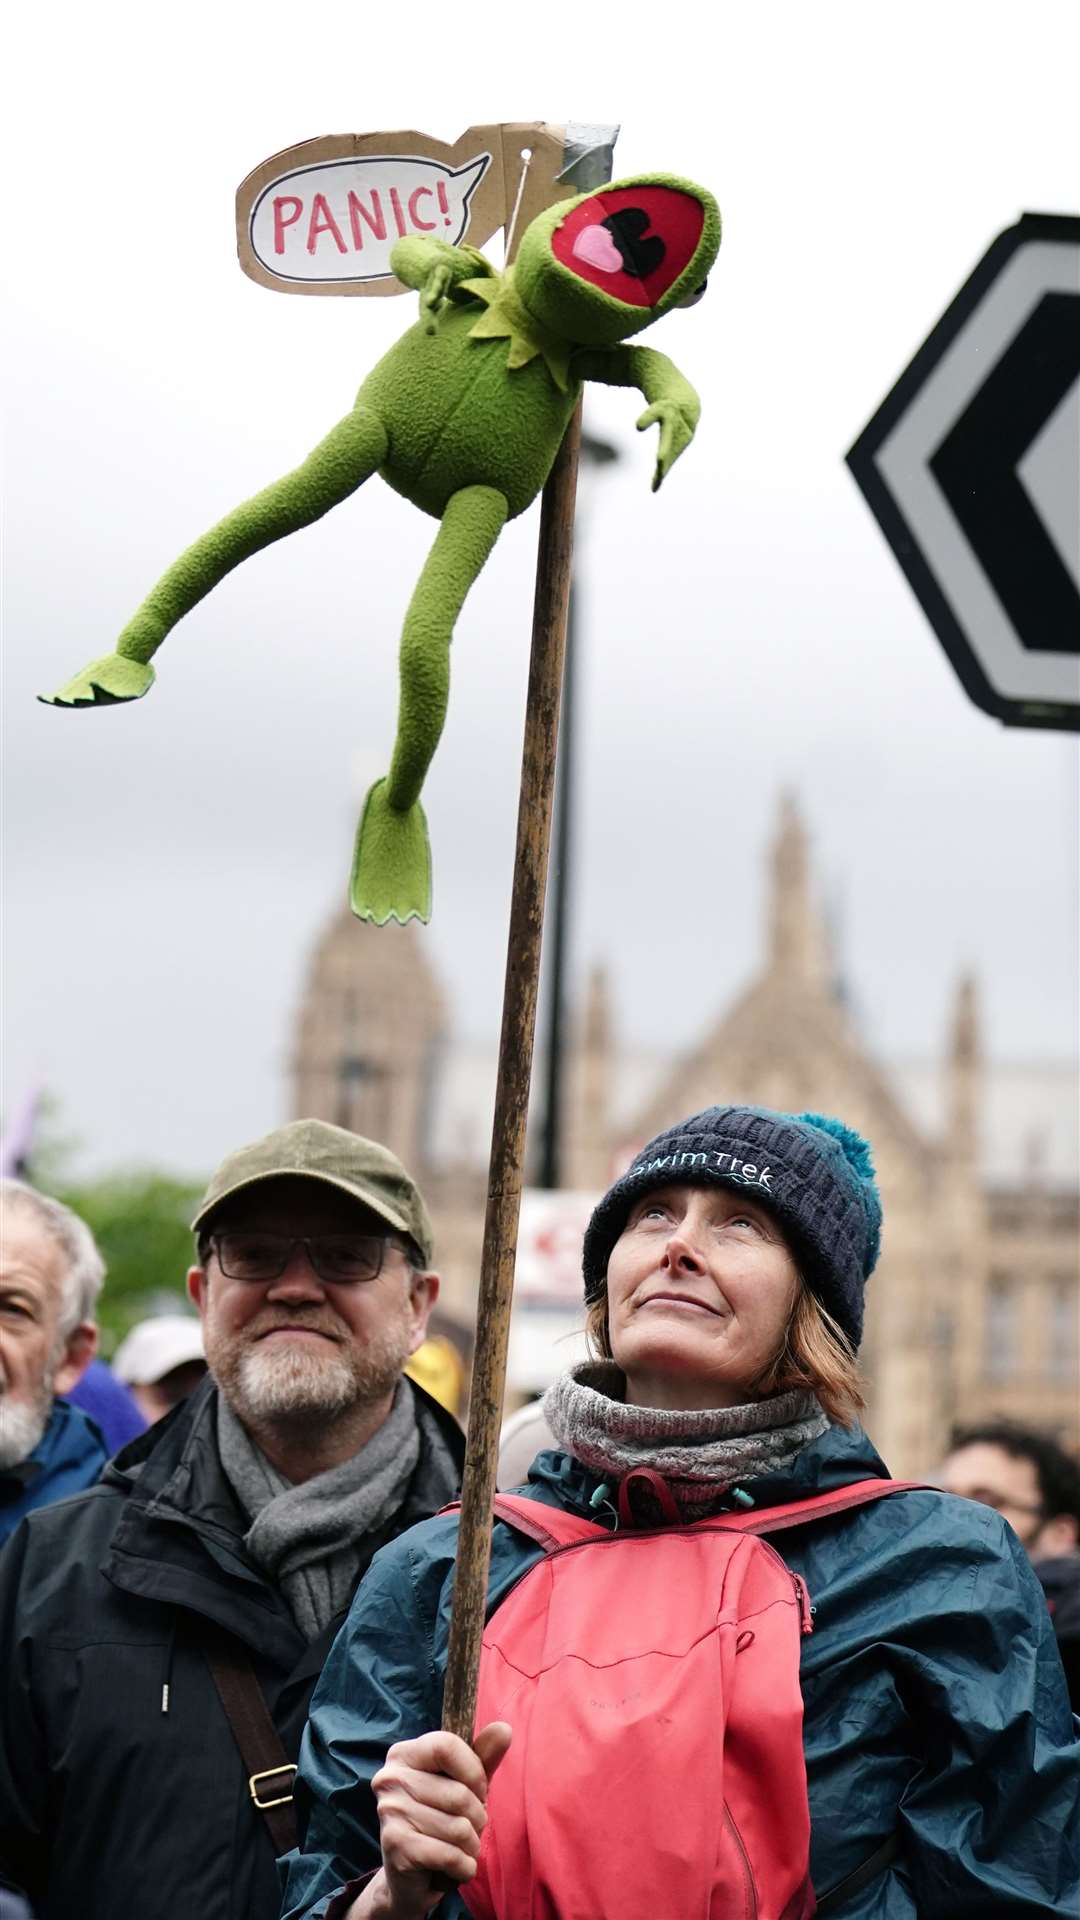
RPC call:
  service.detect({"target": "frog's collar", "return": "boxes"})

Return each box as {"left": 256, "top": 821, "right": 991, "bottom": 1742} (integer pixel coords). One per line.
{"left": 460, "top": 269, "right": 573, "bottom": 393}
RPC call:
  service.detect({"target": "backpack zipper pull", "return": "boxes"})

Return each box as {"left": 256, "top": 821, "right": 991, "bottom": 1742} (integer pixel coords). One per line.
{"left": 589, "top": 1481, "right": 618, "bottom": 1529}
{"left": 794, "top": 1574, "right": 814, "bottom": 1635}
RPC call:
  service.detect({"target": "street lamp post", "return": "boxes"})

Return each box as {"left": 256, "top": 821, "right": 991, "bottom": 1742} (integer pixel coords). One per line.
{"left": 537, "top": 428, "right": 619, "bottom": 1191}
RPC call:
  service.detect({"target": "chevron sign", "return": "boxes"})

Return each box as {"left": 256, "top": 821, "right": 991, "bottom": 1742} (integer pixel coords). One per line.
{"left": 847, "top": 213, "right": 1080, "bottom": 731}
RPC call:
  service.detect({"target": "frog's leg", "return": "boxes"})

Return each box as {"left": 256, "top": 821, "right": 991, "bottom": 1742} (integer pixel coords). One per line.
{"left": 350, "top": 483, "right": 509, "bottom": 925}
{"left": 40, "top": 406, "right": 389, "bottom": 706}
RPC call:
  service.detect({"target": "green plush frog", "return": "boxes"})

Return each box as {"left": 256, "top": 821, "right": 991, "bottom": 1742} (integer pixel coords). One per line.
{"left": 42, "top": 172, "right": 720, "bottom": 922}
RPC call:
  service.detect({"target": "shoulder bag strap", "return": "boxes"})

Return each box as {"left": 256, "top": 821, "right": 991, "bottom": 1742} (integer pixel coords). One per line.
{"left": 203, "top": 1625, "right": 298, "bottom": 1856}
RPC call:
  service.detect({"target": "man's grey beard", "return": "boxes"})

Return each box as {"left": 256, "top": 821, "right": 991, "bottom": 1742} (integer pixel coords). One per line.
{"left": 0, "top": 1388, "right": 52, "bottom": 1470}
{"left": 215, "top": 1332, "right": 409, "bottom": 1431}
{"left": 235, "top": 1343, "right": 359, "bottom": 1421}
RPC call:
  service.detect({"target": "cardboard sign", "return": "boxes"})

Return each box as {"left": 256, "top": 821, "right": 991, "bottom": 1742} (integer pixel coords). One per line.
{"left": 236, "top": 123, "right": 574, "bottom": 297}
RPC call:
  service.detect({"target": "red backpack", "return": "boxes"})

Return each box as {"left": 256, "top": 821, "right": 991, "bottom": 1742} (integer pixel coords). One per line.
{"left": 459, "top": 1476, "right": 915, "bottom": 1920}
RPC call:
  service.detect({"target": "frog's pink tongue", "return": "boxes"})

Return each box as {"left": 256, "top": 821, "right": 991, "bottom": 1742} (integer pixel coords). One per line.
{"left": 572, "top": 224, "right": 623, "bottom": 273}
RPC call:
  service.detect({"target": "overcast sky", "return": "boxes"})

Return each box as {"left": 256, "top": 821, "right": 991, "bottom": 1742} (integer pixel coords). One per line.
{"left": 3, "top": 0, "right": 1078, "bottom": 1179}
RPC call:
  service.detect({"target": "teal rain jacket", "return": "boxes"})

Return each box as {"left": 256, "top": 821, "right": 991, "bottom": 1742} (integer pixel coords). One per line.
{"left": 280, "top": 1423, "right": 1080, "bottom": 1918}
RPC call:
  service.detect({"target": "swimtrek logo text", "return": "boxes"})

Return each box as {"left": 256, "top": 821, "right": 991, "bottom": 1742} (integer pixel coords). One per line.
{"left": 629, "top": 1151, "right": 774, "bottom": 1191}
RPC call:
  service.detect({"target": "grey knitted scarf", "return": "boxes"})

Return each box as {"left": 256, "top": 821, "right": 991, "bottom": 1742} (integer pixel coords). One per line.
{"left": 217, "top": 1380, "right": 420, "bottom": 1639}
{"left": 543, "top": 1361, "right": 827, "bottom": 1521}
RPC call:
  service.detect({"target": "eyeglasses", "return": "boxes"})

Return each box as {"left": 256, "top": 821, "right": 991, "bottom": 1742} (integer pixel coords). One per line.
{"left": 965, "top": 1489, "right": 1046, "bottom": 1521}
{"left": 207, "top": 1231, "right": 411, "bottom": 1285}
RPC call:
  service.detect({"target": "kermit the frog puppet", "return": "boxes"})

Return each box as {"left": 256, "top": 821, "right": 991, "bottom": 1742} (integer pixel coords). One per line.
{"left": 42, "top": 173, "right": 721, "bottom": 923}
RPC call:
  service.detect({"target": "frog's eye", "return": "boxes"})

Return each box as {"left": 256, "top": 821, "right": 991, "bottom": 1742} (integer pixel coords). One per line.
{"left": 676, "top": 280, "right": 708, "bottom": 309}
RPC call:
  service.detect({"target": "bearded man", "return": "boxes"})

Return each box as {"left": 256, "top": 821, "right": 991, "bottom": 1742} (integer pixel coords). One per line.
{"left": 0, "top": 1181, "right": 105, "bottom": 1544}
{"left": 0, "top": 1121, "right": 464, "bottom": 1920}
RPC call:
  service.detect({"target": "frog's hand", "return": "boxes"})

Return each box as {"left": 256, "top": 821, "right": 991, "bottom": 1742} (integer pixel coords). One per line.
{"left": 40, "top": 655, "right": 155, "bottom": 707}
{"left": 635, "top": 399, "right": 697, "bottom": 493}
{"left": 38, "top": 405, "right": 389, "bottom": 707}
{"left": 574, "top": 344, "right": 702, "bottom": 491}
{"left": 390, "top": 237, "right": 496, "bottom": 333}
{"left": 350, "top": 483, "right": 509, "bottom": 925}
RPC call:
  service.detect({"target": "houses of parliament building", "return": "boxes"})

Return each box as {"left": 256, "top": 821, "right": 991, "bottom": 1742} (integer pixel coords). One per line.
{"left": 289, "top": 797, "right": 1079, "bottom": 1477}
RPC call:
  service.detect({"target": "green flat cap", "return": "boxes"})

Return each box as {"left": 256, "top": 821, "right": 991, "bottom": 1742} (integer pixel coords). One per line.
{"left": 191, "top": 1118, "right": 433, "bottom": 1265}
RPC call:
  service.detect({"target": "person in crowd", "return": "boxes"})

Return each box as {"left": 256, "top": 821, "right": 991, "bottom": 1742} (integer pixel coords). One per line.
{"left": 65, "top": 1354, "right": 147, "bottom": 1450}
{"left": 0, "top": 1180, "right": 106, "bottom": 1543}
{"left": 112, "top": 1311, "right": 208, "bottom": 1424}
{"left": 405, "top": 1321, "right": 468, "bottom": 1420}
{"left": 282, "top": 1105, "right": 1080, "bottom": 1920}
{"left": 0, "top": 1119, "right": 463, "bottom": 1920}
{"left": 941, "top": 1418, "right": 1080, "bottom": 1709}
{"left": 495, "top": 1395, "right": 551, "bottom": 1489}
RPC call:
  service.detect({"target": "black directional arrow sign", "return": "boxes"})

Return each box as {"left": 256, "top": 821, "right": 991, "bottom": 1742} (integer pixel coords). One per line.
{"left": 847, "top": 213, "right": 1080, "bottom": 731}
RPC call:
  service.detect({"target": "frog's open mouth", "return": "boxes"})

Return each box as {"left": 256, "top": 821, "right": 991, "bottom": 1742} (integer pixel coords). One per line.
{"left": 552, "top": 184, "right": 707, "bottom": 309}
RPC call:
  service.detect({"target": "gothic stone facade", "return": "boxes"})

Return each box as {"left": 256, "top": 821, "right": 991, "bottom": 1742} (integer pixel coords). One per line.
{"left": 290, "top": 799, "right": 1079, "bottom": 1477}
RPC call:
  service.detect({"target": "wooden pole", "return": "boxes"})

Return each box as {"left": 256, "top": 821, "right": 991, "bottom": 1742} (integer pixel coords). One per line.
{"left": 441, "top": 401, "right": 583, "bottom": 1741}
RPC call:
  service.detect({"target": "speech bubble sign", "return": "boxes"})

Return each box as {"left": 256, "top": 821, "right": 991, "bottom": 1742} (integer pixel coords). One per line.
{"left": 236, "top": 124, "right": 577, "bottom": 297}
{"left": 249, "top": 152, "right": 491, "bottom": 287}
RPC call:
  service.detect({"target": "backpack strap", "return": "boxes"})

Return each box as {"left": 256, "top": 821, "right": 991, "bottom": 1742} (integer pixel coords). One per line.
{"left": 815, "top": 1833, "right": 899, "bottom": 1913}
{"left": 441, "top": 1480, "right": 929, "bottom": 1551}
{"left": 439, "top": 1495, "right": 606, "bottom": 1551}
{"left": 492, "top": 1494, "right": 607, "bottom": 1550}
{"left": 716, "top": 1478, "right": 928, "bottom": 1536}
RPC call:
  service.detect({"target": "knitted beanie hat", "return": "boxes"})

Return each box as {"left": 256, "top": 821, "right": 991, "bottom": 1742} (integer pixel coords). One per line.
{"left": 582, "top": 1105, "right": 882, "bottom": 1349}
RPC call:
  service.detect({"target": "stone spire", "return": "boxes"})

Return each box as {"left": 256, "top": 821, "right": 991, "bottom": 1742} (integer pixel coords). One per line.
{"left": 945, "top": 972, "right": 980, "bottom": 1171}
{"left": 766, "top": 791, "right": 831, "bottom": 987}
{"left": 291, "top": 909, "right": 447, "bottom": 1174}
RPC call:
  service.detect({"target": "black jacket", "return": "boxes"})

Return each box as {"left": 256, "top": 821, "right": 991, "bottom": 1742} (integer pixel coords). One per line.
{"left": 0, "top": 1373, "right": 463, "bottom": 1920}
{"left": 1035, "top": 1551, "right": 1080, "bottom": 1710}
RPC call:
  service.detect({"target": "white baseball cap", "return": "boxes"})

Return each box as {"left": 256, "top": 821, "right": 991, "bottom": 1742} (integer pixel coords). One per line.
{"left": 112, "top": 1315, "right": 206, "bottom": 1386}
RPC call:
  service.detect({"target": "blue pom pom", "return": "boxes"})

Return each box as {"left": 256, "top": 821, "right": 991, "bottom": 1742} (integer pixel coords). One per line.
{"left": 798, "top": 1112, "right": 877, "bottom": 1184}
{"left": 799, "top": 1111, "right": 882, "bottom": 1273}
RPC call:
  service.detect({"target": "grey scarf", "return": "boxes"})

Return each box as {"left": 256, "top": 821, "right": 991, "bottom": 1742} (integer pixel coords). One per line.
{"left": 543, "top": 1361, "right": 827, "bottom": 1521}
{"left": 218, "top": 1381, "right": 420, "bottom": 1639}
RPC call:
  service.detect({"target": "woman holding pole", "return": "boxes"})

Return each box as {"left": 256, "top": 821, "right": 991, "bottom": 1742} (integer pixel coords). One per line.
{"left": 280, "top": 1105, "right": 1080, "bottom": 1919}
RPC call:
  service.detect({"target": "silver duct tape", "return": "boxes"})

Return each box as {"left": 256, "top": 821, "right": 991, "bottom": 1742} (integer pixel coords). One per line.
{"left": 558, "top": 123, "right": 621, "bottom": 191}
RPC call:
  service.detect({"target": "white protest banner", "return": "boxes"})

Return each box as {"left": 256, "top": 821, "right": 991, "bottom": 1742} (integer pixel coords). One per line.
{"left": 514, "top": 1189, "right": 600, "bottom": 1306}
{"left": 236, "top": 123, "right": 572, "bottom": 298}
{"left": 503, "top": 1161, "right": 651, "bottom": 1388}
{"left": 505, "top": 1189, "right": 600, "bottom": 1392}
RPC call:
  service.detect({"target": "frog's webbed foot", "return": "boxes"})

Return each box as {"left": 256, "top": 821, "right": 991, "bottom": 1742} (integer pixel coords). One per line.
{"left": 350, "top": 779, "right": 432, "bottom": 925}
{"left": 38, "top": 653, "right": 156, "bottom": 707}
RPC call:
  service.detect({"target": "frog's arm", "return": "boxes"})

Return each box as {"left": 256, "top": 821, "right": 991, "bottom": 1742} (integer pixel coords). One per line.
{"left": 390, "top": 237, "right": 496, "bottom": 333}
{"left": 573, "top": 345, "right": 702, "bottom": 492}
